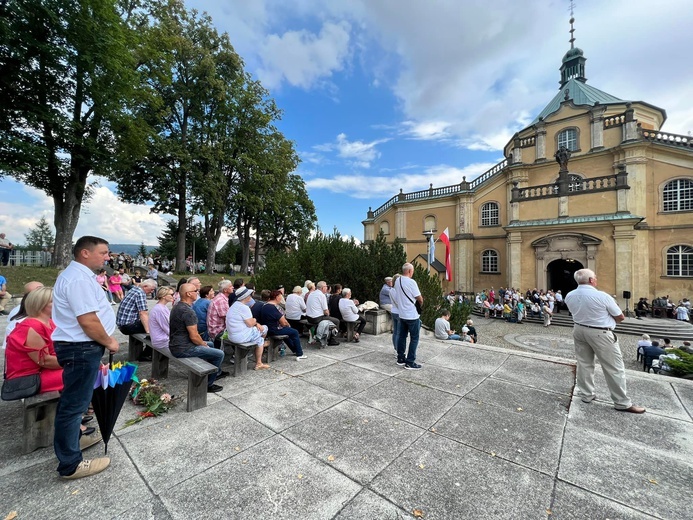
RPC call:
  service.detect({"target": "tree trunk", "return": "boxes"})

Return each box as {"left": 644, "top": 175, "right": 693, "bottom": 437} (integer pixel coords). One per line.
{"left": 176, "top": 172, "right": 186, "bottom": 273}
{"left": 238, "top": 215, "right": 251, "bottom": 274}
{"left": 204, "top": 212, "right": 223, "bottom": 273}
{"left": 52, "top": 192, "right": 82, "bottom": 269}
{"left": 253, "top": 214, "right": 261, "bottom": 274}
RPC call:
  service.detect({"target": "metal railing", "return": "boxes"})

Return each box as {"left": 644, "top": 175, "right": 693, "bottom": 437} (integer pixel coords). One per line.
{"left": 7, "top": 250, "right": 53, "bottom": 267}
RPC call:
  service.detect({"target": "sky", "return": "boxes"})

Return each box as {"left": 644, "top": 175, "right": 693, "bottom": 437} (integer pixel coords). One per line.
{"left": 1, "top": 0, "right": 692, "bottom": 249}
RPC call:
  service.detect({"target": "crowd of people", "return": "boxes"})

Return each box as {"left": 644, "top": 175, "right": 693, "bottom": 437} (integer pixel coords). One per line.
{"left": 3, "top": 232, "right": 692, "bottom": 483}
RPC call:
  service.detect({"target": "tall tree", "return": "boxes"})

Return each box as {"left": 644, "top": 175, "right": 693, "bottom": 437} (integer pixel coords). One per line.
{"left": 0, "top": 0, "right": 142, "bottom": 267}
{"left": 112, "top": 0, "right": 241, "bottom": 273}
{"left": 24, "top": 216, "right": 55, "bottom": 250}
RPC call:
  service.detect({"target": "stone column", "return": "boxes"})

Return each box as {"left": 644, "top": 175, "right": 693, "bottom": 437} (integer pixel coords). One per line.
{"left": 507, "top": 232, "right": 523, "bottom": 289}
{"left": 535, "top": 125, "right": 546, "bottom": 161}
{"left": 622, "top": 105, "right": 638, "bottom": 142}
{"left": 590, "top": 105, "right": 605, "bottom": 151}
{"left": 612, "top": 224, "right": 636, "bottom": 310}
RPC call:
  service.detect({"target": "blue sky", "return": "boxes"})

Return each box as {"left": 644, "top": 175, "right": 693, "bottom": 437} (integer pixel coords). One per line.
{"left": 1, "top": 0, "right": 692, "bottom": 248}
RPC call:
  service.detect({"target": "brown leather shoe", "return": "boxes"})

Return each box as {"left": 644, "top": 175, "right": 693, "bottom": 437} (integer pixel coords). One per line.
{"left": 616, "top": 406, "right": 646, "bottom": 414}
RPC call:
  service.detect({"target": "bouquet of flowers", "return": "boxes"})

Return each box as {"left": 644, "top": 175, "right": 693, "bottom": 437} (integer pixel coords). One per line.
{"left": 124, "top": 378, "right": 180, "bottom": 426}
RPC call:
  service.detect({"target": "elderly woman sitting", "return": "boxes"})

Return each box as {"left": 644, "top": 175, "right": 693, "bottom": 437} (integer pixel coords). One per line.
{"left": 261, "top": 290, "right": 306, "bottom": 360}
{"left": 149, "top": 286, "right": 174, "bottom": 350}
{"left": 5, "top": 287, "right": 63, "bottom": 393}
{"left": 338, "top": 288, "right": 366, "bottom": 342}
{"left": 226, "top": 286, "right": 270, "bottom": 370}
{"left": 285, "top": 285, "right": 307, "bottom": 334}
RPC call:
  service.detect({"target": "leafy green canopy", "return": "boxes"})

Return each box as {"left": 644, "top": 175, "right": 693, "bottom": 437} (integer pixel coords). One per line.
{"left": 254, "top": 231, "right": 405, "bottom": 303}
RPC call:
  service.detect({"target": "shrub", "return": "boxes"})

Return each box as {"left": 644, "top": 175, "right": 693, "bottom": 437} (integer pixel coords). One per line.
{"left": 253, "top": 230, "right": 405, "bottom": 303}
{"left": 663, "top": 349, "right": 693, "bottom": 377}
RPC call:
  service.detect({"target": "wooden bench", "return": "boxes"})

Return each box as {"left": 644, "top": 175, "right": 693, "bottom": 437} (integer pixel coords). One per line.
{"left": 130, "top": 333, "right": 218, "bottom": 412}
{"left": 222, "top": 339, "right": 262, "bottom": 377}
{"left": 23, "top": 391, "right": 61, "bottom": 454}
{"left": 266, "top": 335, "right": 288, "bottom": 362}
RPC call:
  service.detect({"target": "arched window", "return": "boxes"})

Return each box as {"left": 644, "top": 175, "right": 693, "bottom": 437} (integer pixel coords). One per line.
{"left": 568, "top": 174, "right": 584, "bottom": 192}
{"left": 481, "top": 250, "right": 499, "bottom": 273}
{"left": 379, "top": 221, "right": 390, "bottom": 235}
{"left": 663, "top": 179, "right": 693, "bottom": 212}
{"left": 481, "top": 202, "right": 499, "bottom": 227}
{"left": 666, "top": 245, "right": 693, "bottom": 276}
{"left": 424, "top": 215, "right": 436, "bottom": 232}
{"left": 557, "top": 128, "right": 578, "bottom": 151}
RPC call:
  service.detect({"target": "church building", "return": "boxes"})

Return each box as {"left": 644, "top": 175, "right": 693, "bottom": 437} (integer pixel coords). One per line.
{"left": 362, "top": 17, "right": 693, "bottom": 307}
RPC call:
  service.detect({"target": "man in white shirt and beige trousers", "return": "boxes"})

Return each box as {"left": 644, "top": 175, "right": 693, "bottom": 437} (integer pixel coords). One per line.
{"left": 565, "top": 269, "right": 645, "bottom": 414}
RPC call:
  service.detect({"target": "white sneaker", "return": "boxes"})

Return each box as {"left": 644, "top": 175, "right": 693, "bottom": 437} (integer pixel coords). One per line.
{"left": 111, "top": 301, "right": 117, "bottom": 306}
{"left": 296, "top": 355, "right": 307, "bottom": 360}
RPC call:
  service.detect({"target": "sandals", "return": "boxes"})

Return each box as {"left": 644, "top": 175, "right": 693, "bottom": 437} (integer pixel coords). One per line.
{"left": 254, "top": 364, "right": 270, "bottom": 370}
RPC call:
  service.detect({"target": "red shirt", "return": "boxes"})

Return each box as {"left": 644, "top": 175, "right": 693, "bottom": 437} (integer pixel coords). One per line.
{"left": 6, "top": 318, "right": 63, "bottom": 392}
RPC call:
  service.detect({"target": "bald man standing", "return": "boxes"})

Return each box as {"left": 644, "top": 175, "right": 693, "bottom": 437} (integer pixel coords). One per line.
{"left": 565, "top": 269, "right": 644, "bottom": 414}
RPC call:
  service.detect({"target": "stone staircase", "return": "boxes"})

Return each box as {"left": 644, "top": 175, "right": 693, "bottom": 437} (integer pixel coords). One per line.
{"left": 471, "top": 308, "right": 693, "bottom": 341}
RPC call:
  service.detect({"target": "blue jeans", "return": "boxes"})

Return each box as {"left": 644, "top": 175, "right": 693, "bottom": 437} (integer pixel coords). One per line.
{"left": 391, "top": 313, "right": 400, "bottom": 350}
{"left": 447, "top": 334, "right": 461, "bottom": 340}
{"left": 53, "top": 341, "right": 105, "bottom": 476}
{"left": 270, "top": 327, "right": 303, "bottom": 356}
{"left": 396, "top": 318, "right": 420, "bottom": 364}
{"left": 174, "top": 344, "right": 224, "bottom": 386}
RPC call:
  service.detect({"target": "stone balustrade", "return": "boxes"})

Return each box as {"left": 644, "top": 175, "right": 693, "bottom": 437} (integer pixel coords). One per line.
{"left": 640, "top": 128, "right": 693, "bottom": 149}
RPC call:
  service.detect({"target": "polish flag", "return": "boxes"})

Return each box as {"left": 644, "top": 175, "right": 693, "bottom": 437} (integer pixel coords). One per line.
{"left": 439, "top": 227, "right": 452, "bottom": 281}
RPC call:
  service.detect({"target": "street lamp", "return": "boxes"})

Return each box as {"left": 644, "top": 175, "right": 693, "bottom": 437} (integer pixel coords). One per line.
{"left": 423, "top": 230, "right": 434, "bottom": 273}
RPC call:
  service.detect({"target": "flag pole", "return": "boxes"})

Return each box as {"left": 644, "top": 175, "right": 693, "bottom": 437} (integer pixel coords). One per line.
{"left": 423, "top": 230, "right": 434, "bottom": 274}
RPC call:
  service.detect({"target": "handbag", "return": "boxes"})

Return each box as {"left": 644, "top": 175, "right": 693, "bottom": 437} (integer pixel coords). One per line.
{"left": 1, "top": 373, "right": 41, "bottom": 401}
{"left": 2, "top": 338, "right": 41, "bottom": 400}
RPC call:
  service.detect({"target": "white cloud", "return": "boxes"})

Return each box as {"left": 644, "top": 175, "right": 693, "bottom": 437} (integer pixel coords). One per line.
{"left": 400, "top": 120, "right": 452, "bottom": 141}
{"left": 256, "top": 21, "right": 351, "bottom": 90}
{"left": 0, "top": 178, "right": 169, "bottom": 246}
{"left": 306, "top": 161, "right": 498, "bottom": 199}
{"left": 315, "top": 132, "right": 390, "bottom": 168}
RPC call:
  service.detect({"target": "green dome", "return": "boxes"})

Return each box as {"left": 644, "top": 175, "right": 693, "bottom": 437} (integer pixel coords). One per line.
{"left": 562, "top": 47, "right": 584, "bottom": 63}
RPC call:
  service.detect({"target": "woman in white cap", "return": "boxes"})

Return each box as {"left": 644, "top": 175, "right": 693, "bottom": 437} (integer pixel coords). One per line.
{"left": 226, "top": 286, "right": 270, "bottom": 370}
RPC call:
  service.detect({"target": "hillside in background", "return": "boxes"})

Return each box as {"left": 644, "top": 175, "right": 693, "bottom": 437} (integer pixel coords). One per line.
{"left": 108, "top": 244, "right": 157, "bottom": 256}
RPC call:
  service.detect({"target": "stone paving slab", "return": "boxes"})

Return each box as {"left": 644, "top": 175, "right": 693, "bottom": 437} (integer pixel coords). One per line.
{"left": 116, "top": 496, "right": 174, "bottom": 520}
{"left": 228, "top": 377, "right": 344, "bottom": 432}
{"left": 344, "top": 350, "right": 410, "bottom": 376}
{"left": 466, "top": 378, "right": 571, "bottom": 425}
{"left": 0, "top": 441, "right": 151, "bottom": 520}
{"left": 434, "top": 397, "right": 565, "bottom": 475}
{"left": 426, "top": 345, "right": 509, "bottom": 376}
{"left": 298, "top": 363, "right": 389, "bottom": 397}
{"left": 313, "top": 343, "right": 373, "bottom": 361}
{"left": 490, "top": 354, "right": 576, "bottom": 394}
{"left": 283, "top": 399, "right": 425, "bottom": 484}
{"left": 592, "top": 371, "right": 690, "bottom": 420}
{"left": 671, "top": 381, "right": 693, "bottom": 419}
{"left": 158, "top": 435, "right": 361, "bottom": 520}
{"left": 351, "top": 377, "right": 461, "bottom": 429}
{"left": 370, "top": 432, "right": 555, "bottom": 519}
{"left": 560, "top": 400, "right": 692, "bottom": 519}
{"left": 333, "top": 488, "right": 410, "bottom": 520}
{"left": 395, "top": 363, "right": 486, "bottom": 396}
{"left": 118, "top": 400, "right": 274, "bottom": 494}
{"left": 550, "top": 481, "right": 656, "bottom": 519}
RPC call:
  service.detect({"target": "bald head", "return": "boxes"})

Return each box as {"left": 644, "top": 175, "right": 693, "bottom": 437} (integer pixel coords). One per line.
{"left": 24, "top": 281, "right": 44, "bottom": 295}
{"left": 179, "top": 283, "right": 197, "bottom": 304}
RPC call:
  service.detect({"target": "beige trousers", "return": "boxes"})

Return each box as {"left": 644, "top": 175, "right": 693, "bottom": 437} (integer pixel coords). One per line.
{"left": 0, "top": 291, "right": 11, "bottom": 312}
{"left": 572, "top": 326, "right": 631, "bottom": 409}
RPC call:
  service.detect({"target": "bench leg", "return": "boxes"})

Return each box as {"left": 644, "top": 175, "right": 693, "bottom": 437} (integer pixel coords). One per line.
{"left": 128, "top": 336, "right": 143, "bottom": 362}
{"left": 234, "top": 346, "right": 249, "bottom": 377}
{"left": 152, "top": 349, "right": 169, "bottom": 379}
{"left": 266, "top": 339, "right": 275, "bottom": 363}
{"left": 23, "top": 401, "right": 58, "bottom": 454}
{"left": 186, "top": 373, "right": 209, "bottom": 412}
{"left": 346, "top": 322, "right": 355, "bottom": 342}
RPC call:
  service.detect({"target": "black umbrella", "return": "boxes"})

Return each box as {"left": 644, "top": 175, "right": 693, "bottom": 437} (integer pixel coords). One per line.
{"left": 91, "top": 353, "right": 138, "bottom": 454}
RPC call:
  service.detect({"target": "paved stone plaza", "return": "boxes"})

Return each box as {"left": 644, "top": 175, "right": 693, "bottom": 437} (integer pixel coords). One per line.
{"left": 1, "top": 318, "right": 692, "bottom": 519}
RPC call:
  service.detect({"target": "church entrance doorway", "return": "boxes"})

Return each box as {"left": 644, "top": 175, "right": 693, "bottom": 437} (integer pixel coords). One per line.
{"left": 547, "top": 259, "right": 583, "bottom": 296}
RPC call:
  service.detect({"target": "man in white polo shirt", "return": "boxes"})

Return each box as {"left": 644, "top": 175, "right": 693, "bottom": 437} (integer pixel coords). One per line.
{"left": 565, "top": 268, "right": 645, "bottom": 414}
{"left": 391, "top": 263, "right": 423, "bottom": 370}
{"left": 52, "top": 236, "right": 120, "bottom": 479}
{"left": 306, "top": 281, "right": 339, "bottom": 345}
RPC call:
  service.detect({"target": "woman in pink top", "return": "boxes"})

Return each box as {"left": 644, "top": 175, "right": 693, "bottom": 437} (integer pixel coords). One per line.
{"left": 149, "top": 286, "right": 174, "bottom": 350}
{"left": 108, "top": 272, "right": 124, "bottom": 302}
{"left": 5, "top": 287, "right": 63, "bottom": 393}
{"left": 96, "top": 268, "right": 115, "bottom": 305}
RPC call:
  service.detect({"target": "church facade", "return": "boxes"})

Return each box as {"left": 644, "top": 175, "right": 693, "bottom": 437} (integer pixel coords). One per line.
{"left": 362, "top": 32, "right": 693, "bottom": 308}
